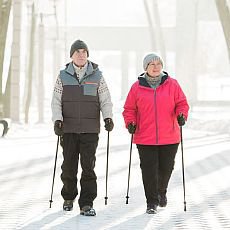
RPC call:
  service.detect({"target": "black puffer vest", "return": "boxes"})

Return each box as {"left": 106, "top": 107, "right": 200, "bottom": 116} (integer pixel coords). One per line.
{"left": 60, "top": 62, "right": 102, "bottom": 133}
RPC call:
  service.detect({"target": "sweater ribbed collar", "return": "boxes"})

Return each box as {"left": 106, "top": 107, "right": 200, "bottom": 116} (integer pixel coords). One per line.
{"left": 145, "top": 72, "right": 164, "bottom": 89}
{"left": 72, "top": 62, "right": 88, "bottom": 81}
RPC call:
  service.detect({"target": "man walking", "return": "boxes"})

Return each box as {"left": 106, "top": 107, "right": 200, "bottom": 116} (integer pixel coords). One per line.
{"left": 51, "top": 39, "right": 114, "bottom": 216}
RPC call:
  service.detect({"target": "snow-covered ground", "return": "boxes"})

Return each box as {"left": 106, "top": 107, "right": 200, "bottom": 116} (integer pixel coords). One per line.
{"left": 0, "top": 107, "right": 230, "bottom": 229}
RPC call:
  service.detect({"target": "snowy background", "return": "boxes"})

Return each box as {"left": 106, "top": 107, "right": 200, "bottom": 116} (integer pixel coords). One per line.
{"left": 1, "top": 0, "right": 230, "bottom": 229}
{"left": 0, "top": 104, "right": 230, "bottom": 229}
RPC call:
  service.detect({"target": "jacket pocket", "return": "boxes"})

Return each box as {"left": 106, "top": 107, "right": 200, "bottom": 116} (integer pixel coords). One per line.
{"left": 83, "top": 83, "right": 98, "bottom": 96}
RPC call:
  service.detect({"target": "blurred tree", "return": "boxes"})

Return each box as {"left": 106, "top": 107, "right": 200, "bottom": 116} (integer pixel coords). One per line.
{"left": 37, "top": 13, "right": 44, "bottom": 123}
{"left": 0, "top": 0, "right": 12, "bottom": 117}
{"left": 143, "top": 0, "right": 166, "bottom": 66}
{"left": 143, "top": 0, "right": 155, "bottom": 50}
{"left": 215, "top": 0, "right": 230, "bottom": 63}
{"left": 25, "top": 2, "right": 36, "bottom": 123}
{"left": 176, "top": 0, "right": 198, "bottom": 104}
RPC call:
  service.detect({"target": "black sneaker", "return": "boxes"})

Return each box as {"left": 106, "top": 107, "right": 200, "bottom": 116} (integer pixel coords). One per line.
{"left": 63, "top": 200, "right": 74, "bottom": 211}
{"left": 158, "top": 194, "right": 167, "bottom": 207}
{"left": 146, "top": 204, "right": 157, "bottom": 214}
{"left": 80, "top": 205, "right": 96, "bottom": 216}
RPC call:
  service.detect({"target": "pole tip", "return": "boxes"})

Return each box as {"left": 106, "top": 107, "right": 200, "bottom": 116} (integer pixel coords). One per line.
{"left": 105, "top": 196, "right": 108, "bottom": 205}
{"left": 49, "top": 200, "right": 53, "bottom": 208}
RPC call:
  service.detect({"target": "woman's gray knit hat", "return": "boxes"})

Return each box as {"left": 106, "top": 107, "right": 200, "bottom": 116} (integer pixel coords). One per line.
{"left": 70, "top": 39, "right": 89, "bottom": 57}
{"left": 143, "top": 53, "right": 163, "bottom": 70}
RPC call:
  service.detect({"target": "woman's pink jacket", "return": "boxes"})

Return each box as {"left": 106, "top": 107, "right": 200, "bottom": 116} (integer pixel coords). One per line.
{"left": 122, "top": 74, "right": 189, "bottom": 145}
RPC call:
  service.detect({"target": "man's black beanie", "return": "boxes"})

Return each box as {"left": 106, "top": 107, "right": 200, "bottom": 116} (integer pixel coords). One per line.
{"left": 70, "top": 40, "right": 89, "bottom": 57}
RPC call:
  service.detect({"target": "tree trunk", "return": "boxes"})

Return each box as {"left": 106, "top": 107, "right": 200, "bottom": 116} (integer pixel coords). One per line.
{"left": 143, "top": 0, "right": 166, "bottom": 66}
{"left": 152, "top": 0, "right": 167, "bottom": 65}
{"left": 37, "top": 15, "right": 44, "bottom": 123}
{"left": 143, "top": 0, "right": 156, "bottom": 50}
{"left": 121, "top": 51, "right": 129, "bottom": 99}
{"left": 3, "top": 60, "right": 11, "bottom": 117}
{"left": 9, "top": 0, "right": 22, "bottom": 121}
{"left": 215, "top": 0, "right": 230, "bottom": 63}
{"left": 25, "top": 3, "right": 36, "bottom": 123}
{"left": 0, "top": 0, "right": 12, "bottom": 114}
{"left": 176, "top": 0, "right": 198, "bottom": 105}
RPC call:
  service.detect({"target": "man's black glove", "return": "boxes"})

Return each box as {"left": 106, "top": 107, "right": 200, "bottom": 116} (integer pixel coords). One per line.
{"left": 54, "top": 120, "right": 64, "bottom": 136}
{"left": 104, "top": 118, "right": 114, "bottom": 132}
{"left": 127, "top": 122, "right": 136, "bottom": 134}
{"left": 177, "top": 114, "right": 186, "bottom": 127}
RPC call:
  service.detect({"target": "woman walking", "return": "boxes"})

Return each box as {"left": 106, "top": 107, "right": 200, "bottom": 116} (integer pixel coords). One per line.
{"left": 122, "top": 53, "right": 189, "bottom": 214}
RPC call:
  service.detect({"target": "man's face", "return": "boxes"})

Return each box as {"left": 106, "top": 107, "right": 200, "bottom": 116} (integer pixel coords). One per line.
{"left": 71, "top": 49, "right": 88, "bottom": 67}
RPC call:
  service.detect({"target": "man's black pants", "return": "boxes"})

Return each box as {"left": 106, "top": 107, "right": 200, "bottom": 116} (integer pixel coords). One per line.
{"left": 61, "top": 133, "right": 99, "bottom": 209}
{"left": 137, "top": 143, "right": 179, "bottom": 205}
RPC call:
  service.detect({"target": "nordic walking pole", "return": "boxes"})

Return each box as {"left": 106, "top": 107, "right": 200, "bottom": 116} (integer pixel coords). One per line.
{"left": 49, "top": 136, "right": 59, "bottom": 208}
{"left": 105, "top": 131, "right": 110, "bottom": 205}
{"left": 126, "top": 134, "right": 133, "bottom": 204}
{"left": 180, "top": 126, "right": 187, "bottom": 212}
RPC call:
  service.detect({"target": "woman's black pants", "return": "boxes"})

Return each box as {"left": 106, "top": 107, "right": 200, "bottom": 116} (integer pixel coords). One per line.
{"left": 137, "top": 143, "right": 179, "bottom": 205}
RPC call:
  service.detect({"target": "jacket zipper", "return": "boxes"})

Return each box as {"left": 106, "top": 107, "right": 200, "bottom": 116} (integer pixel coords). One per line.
{"left": 78, "top": 84, "right": 81, "bottom": 131}
{"left": 154, "top": 89, "right": 158, "bottom": 144}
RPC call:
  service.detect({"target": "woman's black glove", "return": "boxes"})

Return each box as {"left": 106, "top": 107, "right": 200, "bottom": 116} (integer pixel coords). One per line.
{"left": 177, "top": 114, "right": 185, "bottom": 126}
{"left": 127, "top": 123, "right": 136, "bottom": 134}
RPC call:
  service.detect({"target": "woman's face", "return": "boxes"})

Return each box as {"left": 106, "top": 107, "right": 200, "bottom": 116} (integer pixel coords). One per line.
{"left": 146, "top": 60, "right": 163, "bottom": 78}
{"left": 71, "top": 49, "right": 88, "bottom": 67}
